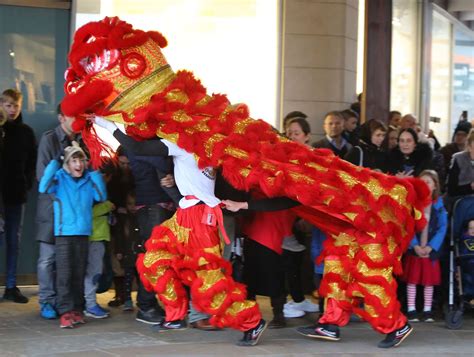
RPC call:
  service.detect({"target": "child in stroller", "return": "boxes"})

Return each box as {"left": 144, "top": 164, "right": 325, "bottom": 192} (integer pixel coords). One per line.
{"left": 459, "top": 219, "right": 474, "bottom": 306}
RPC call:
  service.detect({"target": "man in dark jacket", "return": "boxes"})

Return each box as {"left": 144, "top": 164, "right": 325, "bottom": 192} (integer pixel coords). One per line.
{"left": 0, "top": 107, "right": 6, "bottom": 236}
{"left": 313, "top": 111, "right": 353, "bottom": 159}
{"left": 440, "top": 121, "right": 472, "bottom": 175}
{"left": 1, "top": 89, "right": 37, "bottom": 303}
{"left": 124, "top": 149, "right": 178, "bottom": 325}
{"left": 35, "top": 104, "right": 80, "bottom": 318}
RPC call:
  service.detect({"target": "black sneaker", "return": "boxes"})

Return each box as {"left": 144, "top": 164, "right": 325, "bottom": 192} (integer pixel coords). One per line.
{"left": 423, "top": 311, "right": 435, "bottom": 323}
{"left": 236, "top": 319, "right": 268, "bottom": 346}
{"left": 377, "top": 323, "right": 413, "bottom": 348}
{"left": 296, "top": 323, "right": 340, "bottom": 341}
{"left": 154, "top": 319, "right": 188, "bottom": 332}
{"left": 136, "top": 308, "right": 164, "bottom": 325}
{"left": 3, "top": 287, "right": 29, "bottom": 304}
{"left": 406, "top": 310, "right": 419, "bottom": 322}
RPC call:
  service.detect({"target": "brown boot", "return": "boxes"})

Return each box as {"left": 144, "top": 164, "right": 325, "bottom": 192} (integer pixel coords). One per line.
{"left": 108, "top": 277, "right": 125, "bottom": 307}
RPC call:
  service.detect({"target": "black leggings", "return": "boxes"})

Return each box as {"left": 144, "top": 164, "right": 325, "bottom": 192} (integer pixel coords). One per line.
{"left": 282, "top": 249, "right": 305, "bottom": 303}
{"left": 123, "top": 266, "right": 138, "bottom": 302}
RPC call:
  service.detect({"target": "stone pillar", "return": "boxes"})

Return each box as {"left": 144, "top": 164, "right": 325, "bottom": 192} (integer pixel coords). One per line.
{"left": 362, "top": 0, "right": 392, "bottom": 124}
{"left": 281, "top": 0, "right": 359, "bottom": 139}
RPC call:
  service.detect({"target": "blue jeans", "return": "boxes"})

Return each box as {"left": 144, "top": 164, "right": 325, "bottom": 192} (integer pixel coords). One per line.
{"left": 188, "top": 301, "right": 209, "bottom": 324}
{"left": 84, "top": 241, "right": 105, "bottom": 309}
{"left": 37, "top": 242, "right": 56, "bottom": 305}
{"left": 4, "top": 204, "right": 25, "bottom": 289}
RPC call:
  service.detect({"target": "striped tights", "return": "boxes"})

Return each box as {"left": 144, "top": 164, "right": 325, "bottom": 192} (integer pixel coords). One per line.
{"left": 407, "top": 284, "right": 434, "bottom": 312}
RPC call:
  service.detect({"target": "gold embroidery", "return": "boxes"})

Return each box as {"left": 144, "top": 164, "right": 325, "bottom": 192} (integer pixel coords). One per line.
{"left": 226, "top": 300, "right": 257, "bottom": 317}
{"left": 338, "top": 171, "right": 358, "bottom": 188}
{"left": 233, "top": 118, "right": 253, "bottom": 134}
{"left": 143, "top": 250, "right": 175, "bottom": 268}
{"left": 390, "top": 184, "right": 408, "bottom": 207}
{"left": 107, "top": 65, "right": 176, "bottom": 116}
{"left": 359, "top": 283, "right": 390, "bottom": 307}
{"left": 163, "top": 280, "right": 177, "bottom": 301}
{"left": 361, "top": 244, "right": 384, "bottom": 262}
{"left": 225, "top": 146, "right": 248, "bottom": 159}
{"left": 306, "top": 162, "right": 328, "bottom": 172}
{"left": 166, "top": 90, "right": 188, "bottom": 103}
{"left": 196, "top": 95, "right": 212, "bottom": 106}
{"left": 289, "top": 171, "right": 315, "bottom": 184}
{"left": 172, "top": 110, "right": 193, "bottom": 122}
{"left": 210, "top": 292, "right": 227, "bottom": 310}
{"left": 196, "top": 269, "right": 223, "bottom": 292}
{"left": 365, "top": 178, "right": 384, "bottom": 199}
{"left": 240, "top": 168, "right": 250, "bottom": 177}
{"left": 203, "top": 245, "right": 222, "bottom": 257}
{"left": 161, "top": 214, "right": 191, "bottom": 244}
{"left": 204, "top": 133, "right": 226, "bottom": 157}
{"left": 343, "top": 212, "right": 358, "bottom": 221}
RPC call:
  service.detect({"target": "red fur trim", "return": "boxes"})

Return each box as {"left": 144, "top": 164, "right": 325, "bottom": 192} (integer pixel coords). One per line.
{"left": 61, "top": 80, "right": 113, "bottom": 117}
{"left": 147, "top": 31, "right": 168, "bottom": 48}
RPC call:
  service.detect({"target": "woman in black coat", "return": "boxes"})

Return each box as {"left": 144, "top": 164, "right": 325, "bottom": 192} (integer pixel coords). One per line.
{"left": 344, "top": 119, "right": 388, "bottom": 172}
{"left": 387, "top": 128, "right": 434, "bottom": 178}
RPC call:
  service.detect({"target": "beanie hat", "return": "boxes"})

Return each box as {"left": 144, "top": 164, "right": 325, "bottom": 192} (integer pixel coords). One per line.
{"left": 63, "top": 141, "right": 86, "bottom": 173}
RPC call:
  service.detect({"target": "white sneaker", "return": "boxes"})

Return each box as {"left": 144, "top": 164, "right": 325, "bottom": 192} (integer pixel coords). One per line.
{"left": 286, "top": 299, "right": 319, "bottom": 313}
{"left": 283, "top": 306, "right": 305, "bottom": 318}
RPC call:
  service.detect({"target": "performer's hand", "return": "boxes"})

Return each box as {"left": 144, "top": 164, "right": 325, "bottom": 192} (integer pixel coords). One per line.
{"left": 160, "top": 174, "right": 175, "bottom": 188}
{"left": 91, "top": 115, "right": 118, "bottom": 133}
{"left": 222, "top": 200, "right": 248, "bottom": 212}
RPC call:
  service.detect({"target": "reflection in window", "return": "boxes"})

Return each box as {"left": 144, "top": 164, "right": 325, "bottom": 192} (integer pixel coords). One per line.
{"left": 391, "top": 0, "right": 419, "bottom": 116}
{"left": 0, "top": 6, "right": 69, "bottom": 118}
{"left": 452, "top": 29, "right": 474, "bottom": 137}
{"left": 429, "top": 11, "right": 451, "bottom": 146}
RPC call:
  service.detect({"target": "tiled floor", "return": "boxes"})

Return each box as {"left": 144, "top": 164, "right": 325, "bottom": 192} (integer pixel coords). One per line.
{"left": 0, "top": 287, "right": 473, "bottom": 356}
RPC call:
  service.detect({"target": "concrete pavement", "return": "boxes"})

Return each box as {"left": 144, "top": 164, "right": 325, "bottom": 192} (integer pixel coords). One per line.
{"left": 0, "top": 287, "right": 473, "bottom": 356}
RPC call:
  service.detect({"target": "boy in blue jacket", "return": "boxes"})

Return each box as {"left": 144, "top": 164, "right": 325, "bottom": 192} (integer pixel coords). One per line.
{"left": 39, "top": 142, "right": 107, "bottom": 328}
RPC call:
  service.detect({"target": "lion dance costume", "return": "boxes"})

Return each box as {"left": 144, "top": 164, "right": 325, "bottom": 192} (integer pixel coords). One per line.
{"left": 61, "top": 17, "right": 430, "bottom": 336}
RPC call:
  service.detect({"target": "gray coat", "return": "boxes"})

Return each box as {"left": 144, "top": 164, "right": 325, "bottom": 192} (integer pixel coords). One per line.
{"left": 35, "top": 125, "right": 82, "bottom": 243}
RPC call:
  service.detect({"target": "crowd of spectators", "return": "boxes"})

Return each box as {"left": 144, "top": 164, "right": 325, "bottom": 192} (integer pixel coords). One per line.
{"left": 1, "top": 87, "right": 474, "bottom": 331}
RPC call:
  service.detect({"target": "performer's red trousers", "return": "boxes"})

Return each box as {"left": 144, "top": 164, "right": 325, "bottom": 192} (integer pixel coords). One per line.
{"left": 137, "top": 204, "right": 261, "bottom": 331}
{"left": 318, "top": 235, "right": 407, "bottom": 334}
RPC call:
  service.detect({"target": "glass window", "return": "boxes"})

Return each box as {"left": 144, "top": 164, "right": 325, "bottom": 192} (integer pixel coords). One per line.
{"left": 0, "top": 4, "right": 70, "bottom": 277}
{"left": 0, "top": 5, "right": 69, "bottom": 134}
{"left": 74, "top": 0, "right": 279, "bottom": 127}
{"left": 429, "top": 11, "right": 451, "bottom": 146}
{"left": 391, "top": 0, "right": 419, "bottom": 115}
{"left": 452, "top": 28, "right": 474, "bottom": 137}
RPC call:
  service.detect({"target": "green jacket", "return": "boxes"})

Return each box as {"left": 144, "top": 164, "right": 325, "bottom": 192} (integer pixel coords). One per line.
{"left": 90, "top": 200, "right": 114, "bottom": 242}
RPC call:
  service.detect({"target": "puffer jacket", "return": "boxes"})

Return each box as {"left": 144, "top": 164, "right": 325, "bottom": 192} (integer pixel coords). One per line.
{"left": 39, "top": 160, "right": 107, "bottom": 236}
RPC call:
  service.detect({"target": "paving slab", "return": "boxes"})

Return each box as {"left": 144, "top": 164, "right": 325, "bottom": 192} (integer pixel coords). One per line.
{"left": 0, "top": 287, "right": 473, "bottom": 356}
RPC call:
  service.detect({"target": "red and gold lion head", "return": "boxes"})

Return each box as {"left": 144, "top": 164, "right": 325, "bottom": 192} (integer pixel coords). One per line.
{"left": 62, "top": 17, "right": 170, "bottom": 130}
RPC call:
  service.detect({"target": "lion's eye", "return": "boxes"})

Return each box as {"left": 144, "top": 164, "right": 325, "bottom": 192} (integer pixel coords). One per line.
{"left": 79, "top": 49, "right": 119, "bottom": 75}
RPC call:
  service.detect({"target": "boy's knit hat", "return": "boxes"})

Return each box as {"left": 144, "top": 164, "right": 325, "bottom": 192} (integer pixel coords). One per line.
{"left": 63, "top": 141, "right": 86, "bottom": 173}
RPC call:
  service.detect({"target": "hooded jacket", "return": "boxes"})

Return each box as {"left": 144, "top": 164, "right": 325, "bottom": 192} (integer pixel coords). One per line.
{"left": 39, "top": 159, "right": 107, "bottom": 236}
